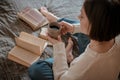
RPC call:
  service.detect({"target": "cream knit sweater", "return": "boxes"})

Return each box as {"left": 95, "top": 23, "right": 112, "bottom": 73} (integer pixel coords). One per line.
{"left": 53, "top": 25, "right": 120, "bottom": 80}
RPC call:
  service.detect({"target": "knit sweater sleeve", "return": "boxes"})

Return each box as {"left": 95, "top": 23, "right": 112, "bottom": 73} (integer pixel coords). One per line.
{"left": 52, "top": 42, "right": 94, "bottom": 80}
{"left": 53, "top": 42, "right": 68, "bottom": 80}
{"left": 72, "top": 24, "right": 81, "bottom": 34}
{"left": 52, "top": 36, "right": 120, "bottom": 80}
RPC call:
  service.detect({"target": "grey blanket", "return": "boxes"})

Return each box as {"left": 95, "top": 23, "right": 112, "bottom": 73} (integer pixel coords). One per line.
{"left": 0, "top": 0, "right": 84, "bottom": 80}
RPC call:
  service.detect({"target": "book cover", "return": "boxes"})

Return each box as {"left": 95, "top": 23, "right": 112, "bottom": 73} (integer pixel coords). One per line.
{"left": 8, "top": 32, "right": 48, "bottom": 67}
{"left": 8, "top": 46, "right": 40, "bottom": 67}
{"left": 18, "top": 7, "right": 49, "bottom": 30}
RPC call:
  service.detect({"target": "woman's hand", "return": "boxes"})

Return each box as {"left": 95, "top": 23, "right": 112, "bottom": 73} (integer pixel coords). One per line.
{"left": 47, "top": 35, "right": 62, "bottom": 45}
{"left": 47, "top": 34, "right": 74, "bottom": 63}
{"left": 59, "top": 21, "right": 74, "bottom": 35}
{"left": 65, "top": 38, "right": 74, "bottom": 63}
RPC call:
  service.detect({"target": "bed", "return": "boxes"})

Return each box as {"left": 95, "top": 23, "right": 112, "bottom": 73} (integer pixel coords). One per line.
{"left": 0, "top": 0, "right": 84, "bottom": 80}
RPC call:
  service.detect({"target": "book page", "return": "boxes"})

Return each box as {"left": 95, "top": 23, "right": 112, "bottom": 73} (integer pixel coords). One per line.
{"left": 8, "top": 54, "right": 30, "bottom": 67}
{"left": 19, "top": 32, "right": 47, "bottom": 47}
{"left": 34, "top": 9, "right": 49, "bottom": 26}
{"left": 16, "top": 32, "right": 48, "bottom": 55}
{"left": 22, "top": 8, "right": 47, "bottom": 27}
{"left": 8, "top": 46, "right": 40, "bottom": 67}
{"left": 18, "top": 7, "right": 49, "bottom": 30}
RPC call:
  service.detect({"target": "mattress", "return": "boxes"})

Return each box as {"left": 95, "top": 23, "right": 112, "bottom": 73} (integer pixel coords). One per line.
{"left": 0, "top": 0, "right": 84, "bottom": 80}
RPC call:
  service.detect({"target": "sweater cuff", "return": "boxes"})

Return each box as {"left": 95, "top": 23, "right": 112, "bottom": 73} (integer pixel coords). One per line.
{"left": 72, "top": 24, "right": 80, "bottom": 34}
{"left": 53, "top": 42, "right": 66, "bottom": 54}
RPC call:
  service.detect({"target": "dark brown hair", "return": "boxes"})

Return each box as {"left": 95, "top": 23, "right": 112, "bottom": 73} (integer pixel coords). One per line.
{"left": 84, "top": 0, "right": 120, "bottom": 41}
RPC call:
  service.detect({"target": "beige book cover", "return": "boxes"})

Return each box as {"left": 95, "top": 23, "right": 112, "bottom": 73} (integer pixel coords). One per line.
{"left": 18, "top": 7, "right": 49, "bottom": 30}
{"left": 8, "top": 32, "right": 48, "bottom": 67}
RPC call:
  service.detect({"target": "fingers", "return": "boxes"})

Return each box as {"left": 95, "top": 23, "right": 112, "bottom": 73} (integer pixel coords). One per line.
{"left": 59, "top": 21, "right": 74, "bottom": 34}
{"left": 58, "top": 35, "right": 62, "bottom": 41}
{"left": 60, "top": 27, "right": 67, "bottom": 35}
{"left": 47, "top": 34, "right": 62, "bottom": 44}
{"left": 66, "top": 38, "right": 73, "bottom": 52}
{"left": 59, "top": 21, "right": 68, "bottom": 35}
{"left": 59, "top": 21, "right": 69, "bottom": 26}
{"left": 67, "top": 52, "right": 74, "bottom": 63}
{"left": 47, "top": 35, "right": 54, "bottom": 42}
{"left": 66, "top": 39, "right": 74, "bottom": 63}
{"left": 68, "top": 38, "right": 73, "bottom": 46}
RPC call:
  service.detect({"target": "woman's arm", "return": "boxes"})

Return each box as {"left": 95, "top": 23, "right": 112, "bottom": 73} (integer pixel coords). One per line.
{"left": 52, "top": 42, "right": 93, "bottom": 80}
{"left": 53, "top": 42, "right": 69, "bottom": 80}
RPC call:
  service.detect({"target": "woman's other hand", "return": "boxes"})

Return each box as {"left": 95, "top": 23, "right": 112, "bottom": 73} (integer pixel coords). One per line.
{"left": 66, "top": 38, "right": 74, "bottom": 63}
{"left": 59, "top": 21, "right": 74, "bottom": 35}
{"left": 47, "top": 35, "right": 62, "bottom": 45}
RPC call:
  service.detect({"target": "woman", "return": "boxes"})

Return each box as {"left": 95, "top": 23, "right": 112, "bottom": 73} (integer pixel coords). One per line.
{"left": 28, "top": 0, "right": 120, "bottom": 80}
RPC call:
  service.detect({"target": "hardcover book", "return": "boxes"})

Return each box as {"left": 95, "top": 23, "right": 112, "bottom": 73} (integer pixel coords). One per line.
{"left": 18, "top": 7, "right": 49, "bottom": 30}
{"left": 8, "top": 32, "right": 48, "bottom": 67}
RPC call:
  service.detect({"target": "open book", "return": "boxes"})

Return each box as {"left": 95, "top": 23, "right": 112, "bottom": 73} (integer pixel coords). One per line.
{"left": 18, "top": 7, "right": 49, "bottom": 30}
{"left": 8, "top": 32, "right": 48, "bottom": 67}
